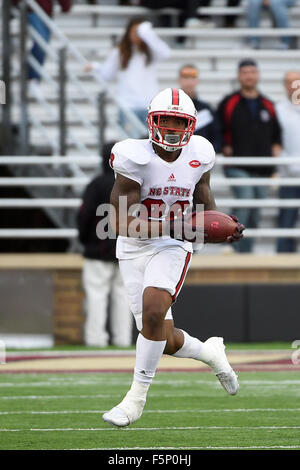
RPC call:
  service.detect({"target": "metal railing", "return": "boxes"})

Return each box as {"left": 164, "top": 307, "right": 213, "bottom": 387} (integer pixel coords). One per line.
{"left": 24, "top": 0, "right": 147, "bottom": 139}
{"left": 0, "top": 156, "right": 100, "bottom": 165}
{"left": 17, "top": 1, "right": 98, "bottom": 159}
{"left": 0, "top": 178, "right": 300, "bottom": 188}
{"left": 64, "top": 26, "right": 300, "bottom": 39}
{"left": 5, "top": 0, "right": 147, "bottom": 162}
{"left": 0, "top": 156, "right": 299, "bottom": 239}
{"left": 0, "top": 198, "right": 298, "bottom": 208}
{"left": 55, "top": 2, "right": 300, "bottom": 24}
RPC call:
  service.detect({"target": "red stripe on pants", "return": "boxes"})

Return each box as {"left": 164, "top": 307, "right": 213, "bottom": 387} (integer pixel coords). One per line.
{"left": 172, "top": 252, "right": 191, "bottom": 302}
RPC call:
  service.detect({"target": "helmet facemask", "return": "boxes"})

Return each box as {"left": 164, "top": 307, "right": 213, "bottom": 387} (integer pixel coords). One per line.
{"left": 147, "top": 111, "right": 196, "bottom": 152}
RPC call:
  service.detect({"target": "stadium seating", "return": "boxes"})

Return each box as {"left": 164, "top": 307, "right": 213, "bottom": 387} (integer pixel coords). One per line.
{"left": 9, "top": 0, "right": 300, "bottom": 149}
{"left": 2, "top": 0, "right": 300, "bottom": 253}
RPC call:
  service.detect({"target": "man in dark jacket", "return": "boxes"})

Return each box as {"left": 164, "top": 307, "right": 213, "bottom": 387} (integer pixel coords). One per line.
{"left": 77, "top": 142, "right": 132, "bottom": 347}
{"left": 218, "top": 59, "right": 282, "bottom": 252}
{"left": 178, "top": 64, "right": 221, "bottom": 152}
{"left": 13, "top": 1, "right": 72, "bottom": 99}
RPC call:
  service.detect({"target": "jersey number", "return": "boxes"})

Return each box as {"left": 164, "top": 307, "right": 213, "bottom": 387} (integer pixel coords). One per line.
{"left": 141, "top": 198, "right": 190, "bottom": 220}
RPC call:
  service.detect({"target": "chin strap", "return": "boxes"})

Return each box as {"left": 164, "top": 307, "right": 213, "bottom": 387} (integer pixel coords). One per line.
{"left": 152, "top": 127, "right": 184, "bottom": 152}
{"left": 152, "top": 142, "right": 177, "bottom": 153}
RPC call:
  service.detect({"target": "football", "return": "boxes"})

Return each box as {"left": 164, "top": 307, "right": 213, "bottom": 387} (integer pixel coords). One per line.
{"left": 190, "top": 210, "right": 238, "bottom": 243}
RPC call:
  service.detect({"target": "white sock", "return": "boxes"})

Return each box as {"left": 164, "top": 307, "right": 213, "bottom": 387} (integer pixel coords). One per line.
{"left": 134, "top": 333, "right": 167, "bottom": 384}
{"left": 173, "top": 329, "right": 205, "bottom": 360}
{"left": 124, "top": 380, "right": 150, "bottom": 404}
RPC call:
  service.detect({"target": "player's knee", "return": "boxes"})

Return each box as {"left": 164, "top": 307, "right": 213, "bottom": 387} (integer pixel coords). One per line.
{"left": 143, "top": 303, "right": 165, "bottom": 331}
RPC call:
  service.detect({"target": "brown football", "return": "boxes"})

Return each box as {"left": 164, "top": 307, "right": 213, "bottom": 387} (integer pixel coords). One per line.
{"left": 190, "top": 210, "right": 238, "bottom": 243}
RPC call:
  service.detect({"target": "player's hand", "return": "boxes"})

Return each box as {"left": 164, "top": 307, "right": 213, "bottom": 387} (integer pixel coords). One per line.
{"left": 166, "top": 213, "right": 207, "bottom": 243}
{"left": 226, "top": 215, "right": 245, "bottom": 243}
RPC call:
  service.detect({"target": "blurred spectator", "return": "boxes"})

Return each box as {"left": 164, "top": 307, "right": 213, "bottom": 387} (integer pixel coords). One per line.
{"left": 276, "top": 71, "right": 300, "bottom": 252}
{"left": 13, "top": 0, "right": 72, "bottom": 100}
{"left": 217, "top": 59, "right": 282, "bottom": 253}
{"left": 84, "top": 17, "right": 170, "bottom": 136}
{"left": 178, "top": 64, "right": 221, "bottom": 151}
{"left": 77, "top": 142, "right": 132, "bottom": 347}
{"left": 199, "top": 0, "right": 242, "bottom": 28}
{"left": 247, "top": 0, "right": 296, "bottom": 49}
{"left": 139, "top": 0, "right": 214, "bottom": 28}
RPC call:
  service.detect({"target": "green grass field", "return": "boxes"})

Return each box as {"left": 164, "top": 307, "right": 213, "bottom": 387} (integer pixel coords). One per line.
{"left": 0, "top": 368, "right": 299, "bottom": 450}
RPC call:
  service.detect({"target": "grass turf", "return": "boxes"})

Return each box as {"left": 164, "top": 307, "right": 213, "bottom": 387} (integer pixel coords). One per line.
{"left": 6, "top": 342, "right": 293, "bottom": 352}
{"left": 0, "top": 370, "right": 299, "bottom": 450}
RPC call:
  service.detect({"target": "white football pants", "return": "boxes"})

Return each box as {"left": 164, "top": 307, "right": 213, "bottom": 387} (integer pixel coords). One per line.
{"left": 82, "top": 259, "right": 132, "bottom": 347}
{"left": 119, "top": 247, "right": 192, "bottom": 332}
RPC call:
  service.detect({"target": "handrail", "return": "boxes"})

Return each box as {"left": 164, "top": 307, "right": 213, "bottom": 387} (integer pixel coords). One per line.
{"left": 28, "top": 112, "right": 59, "bottom": 155}
{"left": 26, "top": 29, "right": 98, "bottom": 158}
{"left": 0, "top": 228, "right": 298, "bottom": 239}
{"left": 12, "top": 1, "right": 114, "bottom": 160}
{"left": 211, "top": 179, "right": 300, "bottom": 186}
{"left": 0, "top": 198, "right": 299, "bottom": 208}
{"left": 0, "top": 229, "right": 78, "bottom": 238}
{"left": 69, "top": 27, "right": 300, "bottom": 38}
{"left": 216, "top": 157, "right": 300, "bottom": 165}
{"left": 28, "top": 24, "right": 97, "bottom": 109}
{"left": 0, "top": 199, "right": 81, "bottom": 207}
{"left": 1, "top": 156, "right": 300, "bottom": 165}
{"left": 27, "top": 55, "right": 93, "bottom": 158}
{"left": 0, "top": 178, "right": 89, "bottom": 186}
{"left": 55, "top": 3, "right": 300, "bottom": 19}
{"left": 1, "top": 177, "right": 300, "bottom": 187}
{"left": 25, "top": 0, "right": 147, "bottom": 137}
{"left": 0, "top": 156, "right": 100, "bottom": 165}
{"left": 243, "top": 229, "right": 300, "bottom": 238}
{"left": 64, "top": 4, "right": 244, "bottom": 16}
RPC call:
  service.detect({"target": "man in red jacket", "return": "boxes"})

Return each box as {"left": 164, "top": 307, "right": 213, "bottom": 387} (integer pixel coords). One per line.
{"left": 13, "top": 1, "right": 72, "bottom": 99}
{"left": 217, "top": 59, "right": 282, "bottom": 253}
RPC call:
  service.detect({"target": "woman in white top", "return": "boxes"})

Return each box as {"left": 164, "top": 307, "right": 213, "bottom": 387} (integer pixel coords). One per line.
{"left": 85, "top": 18, "right": 171, "bottom": 136}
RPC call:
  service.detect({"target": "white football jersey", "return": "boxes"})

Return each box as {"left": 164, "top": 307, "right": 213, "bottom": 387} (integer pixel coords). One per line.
{"left": 110, "top": 135, "right": 216, "bottom": 259}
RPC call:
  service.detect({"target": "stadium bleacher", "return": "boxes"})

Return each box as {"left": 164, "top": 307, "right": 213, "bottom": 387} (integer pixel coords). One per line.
{"left": 2, "top": 0, "right": 300, "bottom": 254}
{"left": 9, "top": 0, "right": 300, "bottom": 150}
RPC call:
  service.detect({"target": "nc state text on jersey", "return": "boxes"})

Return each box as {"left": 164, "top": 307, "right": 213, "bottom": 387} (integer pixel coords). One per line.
{"left": 148, "top": 186, "right": 191, "bottom": 197}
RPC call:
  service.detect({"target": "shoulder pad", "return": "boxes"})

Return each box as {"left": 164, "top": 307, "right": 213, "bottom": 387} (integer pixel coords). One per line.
{"left": 113, "top": 139, "right": 151, "bottom": 165}
{"left": 188, "top": 135, "right": 215, "bottom": 164}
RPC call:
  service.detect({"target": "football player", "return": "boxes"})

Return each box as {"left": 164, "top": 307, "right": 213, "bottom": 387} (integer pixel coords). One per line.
{"left": 103, "top": 88, "right": 244, "bottom": 427}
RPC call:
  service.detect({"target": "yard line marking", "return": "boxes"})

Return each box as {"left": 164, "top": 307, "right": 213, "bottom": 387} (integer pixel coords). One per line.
{"left": 1, "top": 408, "right": 300, "bottom": 415}
{"left": 0, "top": 394, "right": 112, "bottom": 400}
{"left": 1, "top": 389, "right": 300, "bottom": 400}
{"left": 1, "top": 378, "right": 300, "bottom": 387}
{"left": 1, "top": 379, "right": 300, "bottom": 388}
{"left": 0, "top": 393, "right": 231, "bottom": 400}
{"left": 1, "top": 426, "right": 300, "bottom": 432}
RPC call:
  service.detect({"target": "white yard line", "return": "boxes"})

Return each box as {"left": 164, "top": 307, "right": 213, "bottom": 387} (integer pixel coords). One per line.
{"left": 1, "top": 388, "right": 300, "bottom": 399}
{"left": 5, "top": 350, "right": 136, "bottom": 358}
{"left": 1, "top": 379, "right": 300, "bottom": 387}
{"left": 0, "top": 394, "right": 111, "bottom": 400}
{"left": 0, "top": 425, "right": 300, "bottom": 432}
{"left": 1, "top": 408, "right": 300, "bottom": 415}
{"left": 4, "top": 349, "right": 290, "bottom": 358}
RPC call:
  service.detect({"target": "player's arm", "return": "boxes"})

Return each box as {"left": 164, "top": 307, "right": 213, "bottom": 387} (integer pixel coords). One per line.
{"left": 110, "top": 174, "right": 165, "bottom": 238}
{"left": 193, "top": 171, "right": 217, "bottom": 211}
